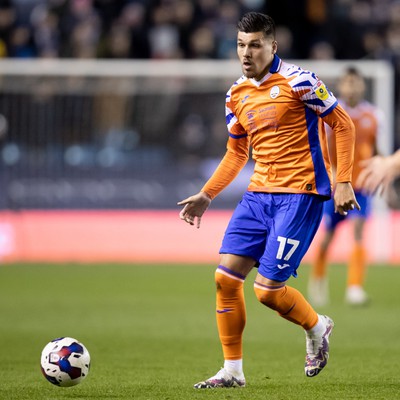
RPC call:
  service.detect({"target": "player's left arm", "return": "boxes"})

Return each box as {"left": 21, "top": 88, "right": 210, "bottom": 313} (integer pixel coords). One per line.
{"left": 294, "top": 71, "right": 359, "bottom": 214}
{"left": 322, "top": 104, "right": 360, "bottom": 215}
{"left": 294, "top": 70, "right": 359, "bottom": 214}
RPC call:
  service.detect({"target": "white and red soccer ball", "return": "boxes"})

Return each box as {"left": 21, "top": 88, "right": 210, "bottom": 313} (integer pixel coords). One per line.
{"left": 40, "top": 337, "right": 90, "bottom": 387}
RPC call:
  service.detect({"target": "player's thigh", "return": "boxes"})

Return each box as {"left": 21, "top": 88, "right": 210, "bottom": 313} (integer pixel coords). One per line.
{"left": 258, "top": 194, "right": 325, "bottom": 281}
{"left": 219, "top": 253, "right": 257, "bottom": 277}
{"left": 220, "top": 192, "right": 268, "bottom": 262}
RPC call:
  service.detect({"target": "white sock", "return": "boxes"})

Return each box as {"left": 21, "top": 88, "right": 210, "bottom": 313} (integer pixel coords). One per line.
{"left": 306, "top": 314, "right": 325, "bottom": 337}
{"left": 224, "top": 359, "right": 243, "bottom": 375}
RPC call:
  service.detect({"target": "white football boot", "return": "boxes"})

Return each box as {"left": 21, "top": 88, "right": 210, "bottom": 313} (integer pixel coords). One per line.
{"left": 194, "top": 368, "right": 245, "bottom": 389}
{"left": 305, "top": 315, "right": 334, "bottom": 377}
{"left": 345, "top": 285, "right": 369, "bottom": 305}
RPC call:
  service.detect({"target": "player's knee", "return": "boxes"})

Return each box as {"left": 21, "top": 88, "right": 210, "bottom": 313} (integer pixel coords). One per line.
{"left": 215, "top": 268, "right": 225, "bottom": 290}
{"left": 215, "top": 267, "right": 244, "bottom": 291}
{"left": 254, "top": 284, "right": 284, "bottom": 310}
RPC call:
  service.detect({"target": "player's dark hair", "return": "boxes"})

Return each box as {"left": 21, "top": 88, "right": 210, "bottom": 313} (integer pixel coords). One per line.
{"left": 237, "top": 12, "right": 275, "bottom": 38}
{"left": 345, "top": 66, "right": 363, "bottom": 78}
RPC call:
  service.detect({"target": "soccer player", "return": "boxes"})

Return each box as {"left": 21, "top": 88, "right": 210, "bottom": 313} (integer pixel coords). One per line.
{"left": 178, "top": 12, "right": 359, "bottom": 388}
{"left": 308, "top": 67, "right": 382, "bottom": 307}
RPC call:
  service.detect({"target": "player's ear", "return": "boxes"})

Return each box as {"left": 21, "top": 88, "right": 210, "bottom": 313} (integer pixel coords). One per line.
{"left": 272, "top": 40, "right": 277, "bottom": 54}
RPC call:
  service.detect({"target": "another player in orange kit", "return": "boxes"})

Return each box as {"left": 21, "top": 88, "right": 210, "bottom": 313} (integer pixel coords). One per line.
{"left": 309, "top": 67, "right": 382, "bottom": 307}
{"left": 178, "top": 12, "right": 359, "bottom": 388}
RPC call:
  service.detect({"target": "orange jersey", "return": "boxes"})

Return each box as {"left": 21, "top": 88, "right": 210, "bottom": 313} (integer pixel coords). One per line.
{"left": 326, "top": 100, "right": 381, "bottom": 190}
{"left": 202, "top": 55, "right": 355, "bottom": 199}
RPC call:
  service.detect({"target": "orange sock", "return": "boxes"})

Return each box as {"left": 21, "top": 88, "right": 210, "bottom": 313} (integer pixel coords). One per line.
{"left": 313, "top": 246, "right": 328, "bottom": 278}
{"left": 347, "top": 243, "right": 366, "bottom": 286}
{"left": 215, "top": 266, "right": 246, "bottom": 360}
{"left": 254, "top": 282, "right": 318, "bottom": 330}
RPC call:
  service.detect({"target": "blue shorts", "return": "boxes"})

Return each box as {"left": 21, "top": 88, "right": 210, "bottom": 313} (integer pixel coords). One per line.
{"left": 323, "top": 191, "right": 370, "bottom": 231}
{"left": 220, "top": 191, "right": 325, "bottom": 282}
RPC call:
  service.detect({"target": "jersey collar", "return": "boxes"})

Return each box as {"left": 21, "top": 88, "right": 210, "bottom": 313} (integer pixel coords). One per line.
{"left": 249, "top": 54, "right": 282, "bottom": 86}
{"left": 270, "top": 54, "right": 282, "bottom": 73}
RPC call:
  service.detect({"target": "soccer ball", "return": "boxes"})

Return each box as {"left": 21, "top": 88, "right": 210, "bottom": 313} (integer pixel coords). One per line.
{"left": 40, "top": 337, "right": 91, "bottom": 387}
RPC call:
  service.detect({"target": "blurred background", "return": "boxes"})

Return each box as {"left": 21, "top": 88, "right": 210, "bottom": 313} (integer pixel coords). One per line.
{"left": 0, "top": 0, "right": 398, "bottom": 264}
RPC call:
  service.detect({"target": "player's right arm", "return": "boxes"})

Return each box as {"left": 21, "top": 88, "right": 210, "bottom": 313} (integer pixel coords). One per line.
{"left": 201, "top": 135, "right": 250, "bottom": 199}
{"left": 178, "top": 86, "right": 250, "bottom": 228}
{"left": 178, "top": 135, "right": 249, "bottom": 228}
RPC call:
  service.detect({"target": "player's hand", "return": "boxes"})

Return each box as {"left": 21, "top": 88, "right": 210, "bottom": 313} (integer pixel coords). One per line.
{"left": 356, "top": 156, "right": 393, "bottom": 195}
{"left": 334, "top": 182, "right": 361, "bottom": 216}
{"left": 177, "top": 191, "right": 212, "bottom": 229}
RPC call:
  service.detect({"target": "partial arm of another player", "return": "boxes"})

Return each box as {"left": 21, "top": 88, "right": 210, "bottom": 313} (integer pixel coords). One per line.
{"left": 356, "top": 149, "right": 400, "bottom": 195}
{"left": 322, "top": 104, "right": 360, "bottom": 215}
{"left": 178, "top": 137, "right": 249, "bottom": 228}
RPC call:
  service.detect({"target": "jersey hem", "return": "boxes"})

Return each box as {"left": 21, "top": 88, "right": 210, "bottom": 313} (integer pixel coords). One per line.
{"left": 247, "top": 186, "right": 331, "bottom": 199}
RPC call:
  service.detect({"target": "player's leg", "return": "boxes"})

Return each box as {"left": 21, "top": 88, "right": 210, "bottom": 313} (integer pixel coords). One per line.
{"left": 194, "top": 192, "right": 266, "bottom": 389}
{"left": 346, "top": 216, "right": 368, "bottom": 304}
{"left": 254, "top": 276, "right": 334, "bottom": 377}
{"left": 308, "top": 229, "right": 334, "bottom": 307}
{"left": 215, "top": 255, "right": 253, "bottom": 378}
{"left": 308, "top": 199, "right": 343, "bottom": 306}
{"left": 345, "top": 191, "right": 370, "bottom": 305}
{"left": 253, "top": 193, "right": 334, "bottom": 377}
{"left": 194, "top": 255, "right": 253, "bottom": 389}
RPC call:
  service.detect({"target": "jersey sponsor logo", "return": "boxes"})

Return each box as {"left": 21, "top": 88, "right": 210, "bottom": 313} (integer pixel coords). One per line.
{"left": 277, "top": 263, "right": 291, "bottom": 269}
{"left": 259, "top": 105, "right": 279, "bottom": 129}
{"left": 270, "top": 85, "right": 280, "bottom": 99}
{"left": 245, "top": 109, "right": 258, "bottom": 132}
{"left": 246, "top": 110, "right": 256, "bottom": 119}
{"left": 313, "top": 80, "right": 329, "bottom": 100}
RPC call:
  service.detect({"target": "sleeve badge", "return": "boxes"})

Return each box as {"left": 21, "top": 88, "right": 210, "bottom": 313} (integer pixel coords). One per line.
{"left": 313, "top": 80, "right": 329, "bottom": 101}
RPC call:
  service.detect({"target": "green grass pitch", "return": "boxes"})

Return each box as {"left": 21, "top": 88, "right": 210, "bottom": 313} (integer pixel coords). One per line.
{"left": 0, "top": 262, "right": 399, "bottom": 400}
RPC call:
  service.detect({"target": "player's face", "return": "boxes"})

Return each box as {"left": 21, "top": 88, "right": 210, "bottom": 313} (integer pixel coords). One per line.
{"left": 338, "top": 74, "right": 366, "bottom": 107}
{"left": 237, "top": 31, "right": 277, "bottom": 81}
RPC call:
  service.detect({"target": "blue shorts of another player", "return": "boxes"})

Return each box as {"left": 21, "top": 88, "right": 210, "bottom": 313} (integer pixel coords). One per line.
{"left": 323, "top": 191, "right": 370, "bottom": 231}
{"left": 220, "top": 191, "right": 325, "bottom": 282}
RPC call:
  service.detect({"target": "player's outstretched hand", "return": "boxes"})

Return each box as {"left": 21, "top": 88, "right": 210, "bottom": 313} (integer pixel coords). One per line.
{"left": 357, "top": 155, "right": 396, "bottom": 195}
{"left": 334, "top": 182, "right": 361, "bottom": 216}
{"left": 177, "top": 191, "right": 212, "bottom": 229}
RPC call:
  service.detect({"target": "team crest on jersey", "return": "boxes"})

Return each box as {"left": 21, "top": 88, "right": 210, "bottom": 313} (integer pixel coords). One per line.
{"left": 313, "top": 80, "right": 329, "bottom": 100}
{"left": 270, "top": 86, "right": 280, "bottom": 99}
